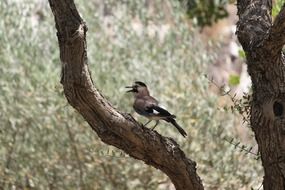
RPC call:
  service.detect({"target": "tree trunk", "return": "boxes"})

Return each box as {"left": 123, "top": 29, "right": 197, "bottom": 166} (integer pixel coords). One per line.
{"left": 48, "top": 0, "right": 204, "bottom": 189}
{"left": 237, "top": 1, "right": 285, "bottom": 189}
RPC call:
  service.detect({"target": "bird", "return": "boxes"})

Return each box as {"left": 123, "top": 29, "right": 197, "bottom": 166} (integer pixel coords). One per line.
{"left": 126, "top": 81, "right": 187, "bottom": 137}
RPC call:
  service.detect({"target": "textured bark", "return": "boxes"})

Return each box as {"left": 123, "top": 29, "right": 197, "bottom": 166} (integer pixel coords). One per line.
{"left": 237, "top": 1, "right": 285, "bottom": 189}
{"left": 48, "top": 0, "right": 204, "bottom": 189}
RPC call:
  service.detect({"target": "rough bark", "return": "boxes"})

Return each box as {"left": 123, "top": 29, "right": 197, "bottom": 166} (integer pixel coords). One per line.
{"left": 48, "top": 0, "right": 204, "bottom": 189}
{"left": 237, "top": 1, "right": 285, "bottom": 189}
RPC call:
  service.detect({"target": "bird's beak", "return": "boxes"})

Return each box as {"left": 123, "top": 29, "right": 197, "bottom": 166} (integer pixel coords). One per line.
{"left": 125, "top": 86, "right": 134, "bottom": 93}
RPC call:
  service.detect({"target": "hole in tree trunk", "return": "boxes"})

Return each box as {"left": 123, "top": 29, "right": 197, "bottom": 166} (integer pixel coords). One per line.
{"left": 273, "top": 101, "right": 283, "bottom": 117}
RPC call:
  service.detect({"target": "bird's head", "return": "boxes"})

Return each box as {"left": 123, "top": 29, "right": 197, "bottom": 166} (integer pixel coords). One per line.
{"left": 126, "top": 81, "right": 149, "bottom": 97}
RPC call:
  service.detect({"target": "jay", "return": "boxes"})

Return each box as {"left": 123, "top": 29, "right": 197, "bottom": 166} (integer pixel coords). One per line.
{"left": 126, "top": 81, "right": 187, "bottom": 137}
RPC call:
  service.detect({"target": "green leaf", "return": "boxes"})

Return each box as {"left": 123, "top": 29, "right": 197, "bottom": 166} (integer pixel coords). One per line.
{"left": 272, "top": 0, "right": 283, "bottom": 18}
{"left": 238, "top": 49, "right": 246, "bottom": 58}
{"left": 229, "top": 75, "right": 240, "bottom": 86}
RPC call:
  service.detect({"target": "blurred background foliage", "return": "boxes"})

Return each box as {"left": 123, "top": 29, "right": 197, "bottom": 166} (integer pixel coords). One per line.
{"left": 0, "top": 0, "right": 268, "bottom": 189}
{"left": 179, "top": 0, "right": 231, "bottom": 27}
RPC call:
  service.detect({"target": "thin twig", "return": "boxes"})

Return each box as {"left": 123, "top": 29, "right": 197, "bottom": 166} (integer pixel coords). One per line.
{"left": 224, "top": 138, "right": 260, "bottom": 158}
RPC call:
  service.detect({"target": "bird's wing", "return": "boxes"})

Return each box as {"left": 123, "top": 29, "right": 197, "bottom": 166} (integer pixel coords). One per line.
{"left": 133, "top": 98, "right": 152, "bottom": 115}
{"left": 143, "top": 96, "right": 175, "bottom": 118}
{"left": 133, "top": 96, "right": 157, "bottom": 115}
{"left": 134, "top": 96, "right": 175, "bottom": 118}
{"left": 134, "top": 96, "right": 155, "bottom": 113}
{"left": 147, "top": 105, "right": 176, "bottom": 118}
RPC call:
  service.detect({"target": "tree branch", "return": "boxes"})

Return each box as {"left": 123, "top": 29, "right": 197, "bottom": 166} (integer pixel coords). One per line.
{"left": 236, "top": 1, "right": 285, "bottom": 189}
{"left": 236, "top": 0, "right": 272, "bottom": 52}
{"left": 265, "top": 4, "right": 285, "bottom": 54}
{"left": 48, "top": 0, "right": 203, "bottom": 189}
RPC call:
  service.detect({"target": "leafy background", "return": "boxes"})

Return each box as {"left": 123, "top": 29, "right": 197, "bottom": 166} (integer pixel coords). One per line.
{"left": 0, "top": 0, "right": 266, "bottom": 189}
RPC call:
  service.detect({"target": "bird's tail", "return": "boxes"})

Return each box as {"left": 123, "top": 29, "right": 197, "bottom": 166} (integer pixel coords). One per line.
{"left": 165, "top": 118, "right": 187, "bottom": 137}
